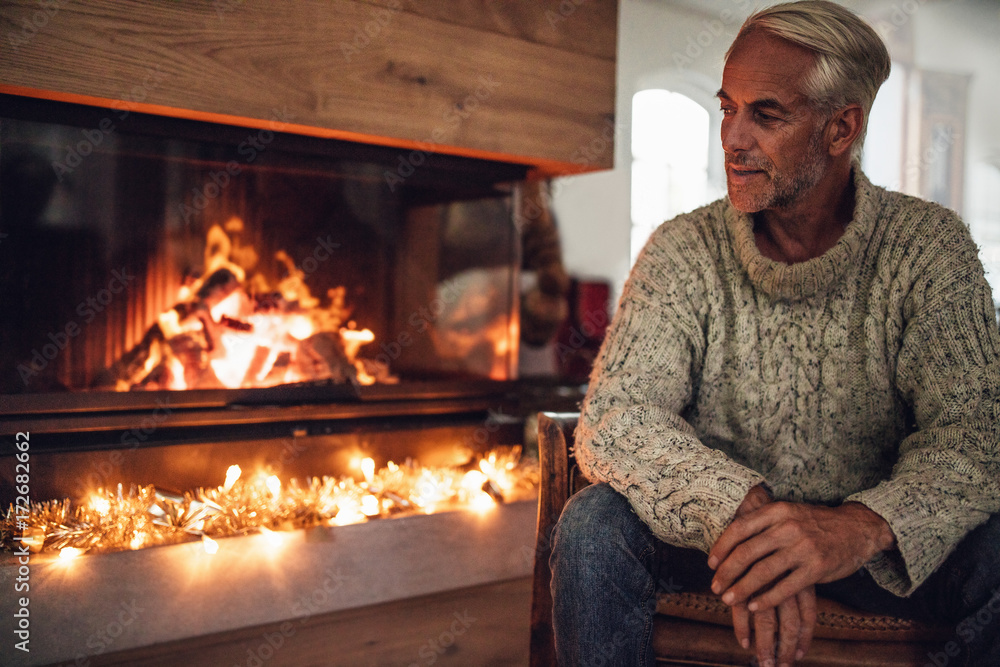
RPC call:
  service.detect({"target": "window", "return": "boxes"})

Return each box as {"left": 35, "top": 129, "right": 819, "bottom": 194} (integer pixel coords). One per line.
{"left": 630, "top": 89, "right": 715, "bottom": 265}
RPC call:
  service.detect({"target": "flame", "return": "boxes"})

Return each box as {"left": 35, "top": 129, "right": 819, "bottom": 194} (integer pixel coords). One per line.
{"left": 289, "top": 315, "right": 314, "bottom": 341}
{"left": 60, "top": 547, "right": 84, "bottom": 560}
{"left": 117, "top": 223, "right": 385, "bottom": 391}
{"left": 265, "top": 475, "right": 281, "bottom": 499}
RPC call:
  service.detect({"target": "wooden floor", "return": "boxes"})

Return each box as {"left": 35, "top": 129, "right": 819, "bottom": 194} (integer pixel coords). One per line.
{"left": 81, "top": 577, "right": 533, "bottom": 667}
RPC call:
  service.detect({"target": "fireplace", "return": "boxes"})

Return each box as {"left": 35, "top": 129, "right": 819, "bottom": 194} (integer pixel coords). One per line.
{"left": 1, "top": 92, "right": 530, "bottom": 400}
{"left": 0, "top": 94, "right": 550, "bottom": 666}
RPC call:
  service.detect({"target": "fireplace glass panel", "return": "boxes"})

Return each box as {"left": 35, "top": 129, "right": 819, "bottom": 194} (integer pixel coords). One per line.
{"left": 0, "top": 97, "right": 524, "bottom": 403}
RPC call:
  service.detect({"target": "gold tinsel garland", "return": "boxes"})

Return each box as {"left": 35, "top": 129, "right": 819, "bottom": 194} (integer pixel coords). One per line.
{"left": 3, "top": 447, "right": 537, "bottom": 558}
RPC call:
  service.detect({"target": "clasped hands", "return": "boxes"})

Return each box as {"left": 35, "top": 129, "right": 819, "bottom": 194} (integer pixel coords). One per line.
{"left": 706, "top": 485, "right": 896, "bottom": 667}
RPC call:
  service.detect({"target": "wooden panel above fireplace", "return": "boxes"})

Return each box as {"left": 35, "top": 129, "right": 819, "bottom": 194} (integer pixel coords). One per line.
{"left": 0, "top": 0, "right": 618, "bottom": 175}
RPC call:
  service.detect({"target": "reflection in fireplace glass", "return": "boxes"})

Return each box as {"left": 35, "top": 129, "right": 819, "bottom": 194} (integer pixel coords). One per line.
{"left": 0, "top": 99, "right": 524, "bottom": 397}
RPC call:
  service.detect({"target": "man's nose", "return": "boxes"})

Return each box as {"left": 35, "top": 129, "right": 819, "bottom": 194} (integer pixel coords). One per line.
{"left": 721, "top": 113, "right": 754, "bottom": 154}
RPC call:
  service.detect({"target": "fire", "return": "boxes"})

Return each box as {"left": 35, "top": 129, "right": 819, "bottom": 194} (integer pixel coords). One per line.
{"left": 109, "top": 218, "right": 388, "bottom": 390}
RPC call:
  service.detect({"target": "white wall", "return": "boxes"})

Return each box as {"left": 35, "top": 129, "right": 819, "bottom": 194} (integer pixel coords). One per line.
{"left": 553, "top": 0, "right": 1000, "bottom": 306}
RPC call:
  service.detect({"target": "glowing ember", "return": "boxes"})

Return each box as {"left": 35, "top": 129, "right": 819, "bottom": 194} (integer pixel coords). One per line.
{"left": 105, "top": 220, "right": 390, "bottom": 391}
{"left": 59, "top": 547, "right": 84, "bottom": 560}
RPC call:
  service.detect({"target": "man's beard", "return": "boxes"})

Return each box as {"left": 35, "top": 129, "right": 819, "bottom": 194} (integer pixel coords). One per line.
{"left": 726, "top": 125, "right": 828, "bottom": 213}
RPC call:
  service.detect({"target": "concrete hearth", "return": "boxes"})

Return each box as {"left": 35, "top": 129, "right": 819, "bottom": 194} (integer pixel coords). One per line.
{"left": 1, "top": 500, "right": 536, "bottom": 667}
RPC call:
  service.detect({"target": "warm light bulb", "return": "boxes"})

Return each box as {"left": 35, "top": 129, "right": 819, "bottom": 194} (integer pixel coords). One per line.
{"left": 462, "top": 469, "right": 488, "bottom": 492}
{"left": 266, "top": 475, "right": 281, "bottom": 499}
{"left": 258, "top": 526, "right": 283, "bottom": 549}
{"left": 202, "top": 535, "right": 219, "bottom": 555}
{"left": 59, "top": 547, "right": 83, "bottom": 560}
{"left": 91, "top": 495, "right": 111, "bottom": 516}
{"left": 361, "top": 458, "right": 376, "bottom": 485}
{"left": 361, "top": 494, "right": 380, "bottom": 517}
{"left": 130, "top": 532, "right": 146, "bottom": 550}
{"left": 223, "top": 465, "right": 242, "bottom": 492}
{"left": 471, "top": 491, "right": 496, "bottom": 513}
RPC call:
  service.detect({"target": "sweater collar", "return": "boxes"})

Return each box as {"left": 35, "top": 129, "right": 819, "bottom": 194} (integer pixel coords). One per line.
{"left": 725, "top": 167, "right": 879, "bottom": 300}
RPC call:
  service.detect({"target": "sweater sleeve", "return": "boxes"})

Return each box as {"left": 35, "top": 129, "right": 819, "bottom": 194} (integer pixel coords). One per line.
{"left": 574, "top": 221, "right": 767, "bottom": 554}
{"left": 846, "top": 223, "right": 1000, "bottom": 597}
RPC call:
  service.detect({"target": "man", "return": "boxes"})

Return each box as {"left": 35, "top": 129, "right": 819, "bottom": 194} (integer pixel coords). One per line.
{"left": 549, "top": 2, "right": 1000, "bottom": 666}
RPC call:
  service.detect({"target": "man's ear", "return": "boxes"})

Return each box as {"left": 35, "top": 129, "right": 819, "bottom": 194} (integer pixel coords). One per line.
{"left": 826, "top": 104, "right": 864, "bottom": 157}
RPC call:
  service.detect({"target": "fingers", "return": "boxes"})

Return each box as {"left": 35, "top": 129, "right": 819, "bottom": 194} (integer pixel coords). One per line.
{"left": 712, "top": 536, "right": 782, "bottom": 599}
{"left": 795, "top": 586, "right": 817, "bottom": 661}
{"left": 752, "top": 606, "right": 778, "bottom": 667}
{"left": 746, "top": 567, "right": 815, "bottom": 611}
{"left": 731, "top": 602, "right": 751, "bottom": 651}
{"left": 709, "top": 505, "right": 778, "bottom": 568}
{"left": 776, "top": 595, "right": 800, "bottom": 667}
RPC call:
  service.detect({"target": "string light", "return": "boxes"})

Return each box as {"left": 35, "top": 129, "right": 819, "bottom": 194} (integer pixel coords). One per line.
{"left": 2, "top": 447, "right": 537, "bottom": 559}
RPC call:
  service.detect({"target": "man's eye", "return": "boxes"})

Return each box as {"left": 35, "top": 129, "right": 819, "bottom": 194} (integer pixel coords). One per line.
{"left": 755, "top": 111, "right": 779, "bottom": 122}
{"left": 720, "top": 106, "right": 735, "bottom": 116}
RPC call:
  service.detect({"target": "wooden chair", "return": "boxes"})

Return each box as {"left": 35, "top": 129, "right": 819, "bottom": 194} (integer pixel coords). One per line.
{"left": 530, "top": 413, "right": 952, "bottom": 666}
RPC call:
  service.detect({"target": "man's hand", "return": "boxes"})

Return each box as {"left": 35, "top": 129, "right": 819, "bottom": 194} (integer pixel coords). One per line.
{"left": 708, "top": 498, "right": 896, "bottom": 613}
{"left": 725, "top": 485, "right": 815, "bottom": 665}
{"left": 731, "top": 585, "right": 816, "bottom": 667}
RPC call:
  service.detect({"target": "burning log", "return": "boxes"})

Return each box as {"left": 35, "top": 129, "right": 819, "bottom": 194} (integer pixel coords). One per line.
{"left": 96, "top": 221, "right": 385, "bottom": 390}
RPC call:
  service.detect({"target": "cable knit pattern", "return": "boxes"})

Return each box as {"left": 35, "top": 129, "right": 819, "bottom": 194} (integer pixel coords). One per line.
{"left": 575, "top": 168, "right": 1000, "bottom": 597}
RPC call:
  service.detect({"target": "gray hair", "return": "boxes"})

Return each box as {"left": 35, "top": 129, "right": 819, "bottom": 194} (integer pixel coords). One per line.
{"left": 726, "top": 0, "right": 891, "bottom": 158}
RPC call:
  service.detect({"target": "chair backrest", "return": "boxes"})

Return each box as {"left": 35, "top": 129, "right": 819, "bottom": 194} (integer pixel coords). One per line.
{"left": 529, "top": 412, "right": 578, "bottom": 667}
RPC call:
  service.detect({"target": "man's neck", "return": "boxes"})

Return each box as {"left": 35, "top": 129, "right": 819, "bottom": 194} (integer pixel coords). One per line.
{"left": 754, "top": 164, "right": 856, "bottom": 265}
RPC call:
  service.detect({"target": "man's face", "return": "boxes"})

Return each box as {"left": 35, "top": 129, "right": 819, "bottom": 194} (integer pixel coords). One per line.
{"left": 717, "top": 30, "right": 832, "bottom": 214}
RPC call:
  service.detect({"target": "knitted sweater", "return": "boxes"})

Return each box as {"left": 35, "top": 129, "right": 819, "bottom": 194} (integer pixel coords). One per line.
{"left": 575, "top": 168, "right": 1000, "bottom": 597}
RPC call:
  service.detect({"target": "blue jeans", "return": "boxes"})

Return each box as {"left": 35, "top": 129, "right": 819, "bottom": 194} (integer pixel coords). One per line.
{"left": 549, "top": 483, "right": 1000, "bottom": 667}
